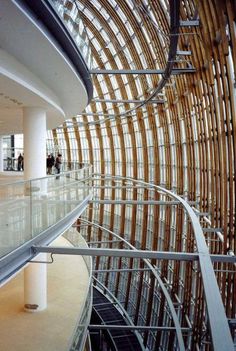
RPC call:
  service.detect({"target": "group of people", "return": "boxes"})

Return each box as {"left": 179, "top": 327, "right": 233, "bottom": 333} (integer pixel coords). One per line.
{"left": 16, "top": 153, "right": 62, "bottom": 175}
{"left": 46, "top": 153, "right": 62, "bottom": 176}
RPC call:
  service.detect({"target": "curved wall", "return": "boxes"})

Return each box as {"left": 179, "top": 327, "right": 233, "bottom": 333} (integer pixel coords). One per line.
{"left": 48, "top": 0, "right": 236, "bottom": 349}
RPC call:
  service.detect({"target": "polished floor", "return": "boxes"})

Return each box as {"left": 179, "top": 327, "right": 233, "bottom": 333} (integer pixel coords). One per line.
{"left": 0, "top": 235, "right": 89, "bottom": 351}
{"left": 0, "top": 172, "right": 90, "bottom": 350}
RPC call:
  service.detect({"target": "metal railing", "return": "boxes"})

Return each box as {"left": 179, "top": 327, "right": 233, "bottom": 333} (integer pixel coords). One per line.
{"left": 79, "top": 218, "right": 185, "bottom": 351}
{"left": 65, "top": 229, "right": 93, "bottom": 351}
{"left": 88, "top": 174, "right": 234, "bottom": 351}
{"left": 32, "top": 173, "right": 235, "bottom": 350}
{"left": 0, "top": 165, "right": 92, "bottom": 260}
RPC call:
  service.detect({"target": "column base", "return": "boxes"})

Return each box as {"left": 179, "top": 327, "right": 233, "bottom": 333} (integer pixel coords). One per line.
{"left": 24, "top": 303, "right": 44, "bottom": 313}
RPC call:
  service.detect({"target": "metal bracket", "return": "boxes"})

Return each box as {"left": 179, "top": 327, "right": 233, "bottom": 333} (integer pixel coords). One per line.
{"left": 27, "top": 253, "right": 54, "bottom": 264}
{"left": 179, "top": 20, "right": 200, "bottom": 27}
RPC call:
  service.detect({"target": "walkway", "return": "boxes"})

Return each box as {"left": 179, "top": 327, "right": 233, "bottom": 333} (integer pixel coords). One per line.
{"left": 0, "top": 236, "right": 89, "bottom": 351}
{"left": 0, "top": 168, "right": 91, "bottom": 285}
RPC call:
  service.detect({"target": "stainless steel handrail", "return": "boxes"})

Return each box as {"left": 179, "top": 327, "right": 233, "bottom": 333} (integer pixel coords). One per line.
{"left": 0, "top": 164, "right": 92, "bottom": 186}
{"left": 80, "top": 218, "right": 185, "bottom": 350}
{"left": 91, "top": 174, "right": 234, "bottom": 351}
{"left": 72, "top": 0, "right": 182, "bottom": 126}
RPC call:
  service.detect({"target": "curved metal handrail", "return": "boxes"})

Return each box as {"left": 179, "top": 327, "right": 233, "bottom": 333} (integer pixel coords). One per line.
{"left": 74, "top": 0, "right": 180, "bottom": 126}
{"left": 80, "top": 218, "right": 186, "bottom": 350}
{"left": 0, "top": 163, "right": 92, "bottom": 186}
{"left": 91, "top": 174, "right": 234, "bottom": 351}
{"left": 0, "top": 165, "right": 92, "bottom": 285}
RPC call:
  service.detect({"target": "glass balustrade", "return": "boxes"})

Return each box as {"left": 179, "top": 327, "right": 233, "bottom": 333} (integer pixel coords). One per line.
{"left": 0, "top": 165, "right": 92, "bottom": 259}
{"left": 48, "top": 0, "right": 92, "bottom": 68}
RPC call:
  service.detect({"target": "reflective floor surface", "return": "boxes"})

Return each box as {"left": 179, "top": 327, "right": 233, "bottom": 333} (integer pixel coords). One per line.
{"left": 0, "top": 235, "right": 89, "bottom": 351}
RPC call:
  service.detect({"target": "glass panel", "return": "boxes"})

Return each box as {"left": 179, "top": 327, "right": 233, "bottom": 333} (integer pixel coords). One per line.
{"left": 49, "top": 0, "right": 92, "bottom": 68}
{"left": 0, "top": 180, "right": 31, "bottom": 257}
{"left": 0, "top": 166, "right": 92, "bottom": 258}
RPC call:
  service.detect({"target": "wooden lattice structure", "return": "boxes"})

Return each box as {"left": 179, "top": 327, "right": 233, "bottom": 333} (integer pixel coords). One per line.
{"left": 49, "top": 1, "right": 236, "bottom": 349}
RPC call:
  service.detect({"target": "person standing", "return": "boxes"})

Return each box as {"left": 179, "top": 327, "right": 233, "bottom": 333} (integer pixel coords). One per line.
{"left": 50, "top": 153, "right": 55, "bottom": 168}
{"left": 17, "top": 153, "right": 24, "bottom": 171}
{"left": 46, "top": 154, "right": 54, "bottom": 174}
{"left": 55, "top": 153, "right": 62, "bottom": 178}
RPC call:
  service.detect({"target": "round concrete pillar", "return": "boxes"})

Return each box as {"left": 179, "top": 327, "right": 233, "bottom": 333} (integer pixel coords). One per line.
{"left": 0, "top": 136, "right": 3, "bottom": 172}
{"left": 24, "top": 253, "right": 47, "bottom": 312}
{"left": 23, "top": 107, "right": 46, "bottom": 179}
{"left": 23, "top": 107, "right": 47, "bottom": 312}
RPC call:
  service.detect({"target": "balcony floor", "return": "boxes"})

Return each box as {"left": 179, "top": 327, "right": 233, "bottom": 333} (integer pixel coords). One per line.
{"left": 0, "top": 236, "right": 89, "bottom": 351}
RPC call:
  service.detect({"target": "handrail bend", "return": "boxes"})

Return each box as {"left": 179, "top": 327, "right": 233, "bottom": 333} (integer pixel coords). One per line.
{"left": 91, "top": 174, "right": 234, "bottom": 351}
{"left": 79, "top": 218, "right": 185, "bottom": 350}
{"left": 75, "top": 0, "right": 181, "bottom": 126}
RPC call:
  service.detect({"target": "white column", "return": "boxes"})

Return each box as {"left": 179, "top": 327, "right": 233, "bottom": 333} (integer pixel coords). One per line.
{"left": 23, "top": 107, "right": 46, "bottom": 179}
{"left": 23, "top": 107, "right": 47, "bottom": 312}
{"left": 0, "top": 136, "right": 3, "bottom": 172}
{"left": 24, "top": 253, "right": 47, "bottom": 312}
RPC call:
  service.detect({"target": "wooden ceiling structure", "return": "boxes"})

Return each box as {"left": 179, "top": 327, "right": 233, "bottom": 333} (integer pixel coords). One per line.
{"left": 51, "top": 0, "right": 236, "bottom": 349}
